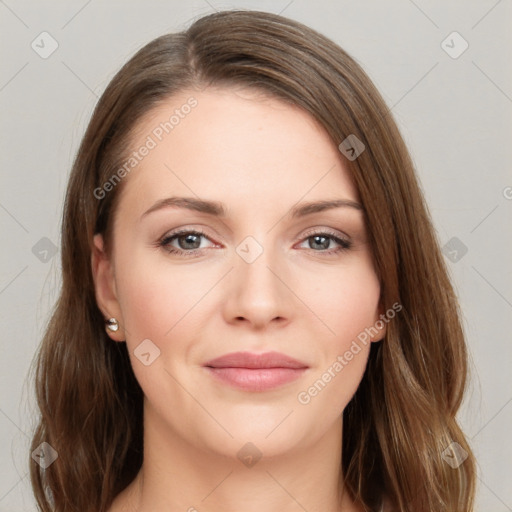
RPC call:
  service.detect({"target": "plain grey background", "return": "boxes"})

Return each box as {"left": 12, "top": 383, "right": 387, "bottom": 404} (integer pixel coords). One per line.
{"left": 1, "top": 1, "right": 511, "bottom": 510}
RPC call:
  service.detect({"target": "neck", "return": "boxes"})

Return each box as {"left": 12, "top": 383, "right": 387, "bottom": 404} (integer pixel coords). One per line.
{"left": 111, "top": 406, "right": 362, "bottom": 512}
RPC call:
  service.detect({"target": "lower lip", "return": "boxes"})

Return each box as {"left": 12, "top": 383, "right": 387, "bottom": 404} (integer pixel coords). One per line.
{"left": 205, "top": 367, "right": 307, "bottom": 391}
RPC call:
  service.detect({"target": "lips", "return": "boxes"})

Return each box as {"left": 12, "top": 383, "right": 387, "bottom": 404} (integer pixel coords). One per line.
{"left": 203, "top": 351, "right": 308, "bottom": 369}
{"left": 203, "top": 351, "right": 308, "bottom": 392}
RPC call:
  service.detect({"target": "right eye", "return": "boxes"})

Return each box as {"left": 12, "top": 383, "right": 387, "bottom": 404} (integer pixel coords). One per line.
{"left": 158, "top": 228, "right": 218, "bottom": 257}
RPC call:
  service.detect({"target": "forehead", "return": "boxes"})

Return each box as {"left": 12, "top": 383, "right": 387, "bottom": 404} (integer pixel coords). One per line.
{"left": 115, "top": 87, "right": 359, "bottom": 219}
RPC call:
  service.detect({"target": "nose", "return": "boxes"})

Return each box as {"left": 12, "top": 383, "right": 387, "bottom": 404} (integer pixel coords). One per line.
{"left": 221, "top": 239, "right": 293, "bottom": 330}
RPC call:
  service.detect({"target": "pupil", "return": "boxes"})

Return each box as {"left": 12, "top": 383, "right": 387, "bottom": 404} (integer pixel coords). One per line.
{"left": 311, "top": 235, "right": 329, "bottom": 250}
{"left": 179, "top": 234, "right": 201, "bottom": 250}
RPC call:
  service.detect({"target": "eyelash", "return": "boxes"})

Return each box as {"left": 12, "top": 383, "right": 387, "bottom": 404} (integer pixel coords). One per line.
{"left": 157, "top": 228, "right": 352, "bottom": 257}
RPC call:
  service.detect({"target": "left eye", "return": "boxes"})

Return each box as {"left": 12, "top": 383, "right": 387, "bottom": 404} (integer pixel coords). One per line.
{"left": 297, "top": 232, "right": 351, "bottom": 253}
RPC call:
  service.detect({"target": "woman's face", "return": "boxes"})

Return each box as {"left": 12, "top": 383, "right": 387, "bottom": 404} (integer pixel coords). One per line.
{"left": 93, "top": 87, "right": 383, "bottom": 459}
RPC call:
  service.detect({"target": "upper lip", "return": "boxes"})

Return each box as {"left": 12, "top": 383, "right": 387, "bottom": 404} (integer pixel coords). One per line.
{"left": 204, "top": 351, "right": 308, "bottom": 369}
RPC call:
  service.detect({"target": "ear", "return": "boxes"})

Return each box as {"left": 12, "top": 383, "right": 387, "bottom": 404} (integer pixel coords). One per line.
{"left": 371, "top": 302, "right": 388, "bottom": 343}
{"left": 91, "top": 233, "right": 125, "bottom": 341}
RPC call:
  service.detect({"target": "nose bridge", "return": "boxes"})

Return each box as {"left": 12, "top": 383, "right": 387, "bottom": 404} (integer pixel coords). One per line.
{"left": 237, "top": 233, "right": 281, "bottom": 297}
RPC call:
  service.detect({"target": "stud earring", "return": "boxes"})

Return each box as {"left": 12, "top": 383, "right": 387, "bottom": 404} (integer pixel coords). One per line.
{"left": 105, "top": 318, "right": 119, "bottom": 332}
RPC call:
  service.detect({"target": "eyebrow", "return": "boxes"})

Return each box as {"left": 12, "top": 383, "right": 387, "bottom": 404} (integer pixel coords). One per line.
{"left": 140, "top": 196, "right": 363, "bottom": 220}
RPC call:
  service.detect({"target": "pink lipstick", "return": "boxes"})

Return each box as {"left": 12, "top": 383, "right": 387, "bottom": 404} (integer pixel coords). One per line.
{"left": 203, "top": 351, "right": 308, "bottom": 392}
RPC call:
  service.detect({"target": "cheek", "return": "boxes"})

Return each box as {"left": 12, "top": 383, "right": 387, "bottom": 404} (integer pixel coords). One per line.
{"left": 299, "top": 259, "right": 381, "bottom": 346}
{"left": 112, "top": 246, "right": 190, "bottom": 341}
{"left": 295, "top": 279, "right": 378, "bottom": 420}
{"left": 112, "top": 254, "right": 206, "bottom": 394}
{"left": 295, "top": 259, "right": 380, "bottom": 402}
{"left": 117, "top": 275, "right": 204, "bottom": 348}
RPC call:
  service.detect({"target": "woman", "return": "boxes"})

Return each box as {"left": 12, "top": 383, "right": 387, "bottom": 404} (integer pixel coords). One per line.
{"left": 30, "top": 10, "right": 475, "bottom": 512}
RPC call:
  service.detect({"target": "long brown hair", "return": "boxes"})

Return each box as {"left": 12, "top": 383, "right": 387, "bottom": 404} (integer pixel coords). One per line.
{"left": 30, "top": 9, "right": 475, "bottom": 511}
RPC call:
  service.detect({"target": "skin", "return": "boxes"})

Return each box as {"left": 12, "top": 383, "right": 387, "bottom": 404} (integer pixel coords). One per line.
{"left": 92, "top": 87, "right": 385, "bottom": 512}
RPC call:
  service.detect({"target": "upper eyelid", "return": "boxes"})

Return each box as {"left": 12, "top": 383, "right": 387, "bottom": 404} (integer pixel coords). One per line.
{"left": 298, "top": 226, "right": 350, "bottom": 241}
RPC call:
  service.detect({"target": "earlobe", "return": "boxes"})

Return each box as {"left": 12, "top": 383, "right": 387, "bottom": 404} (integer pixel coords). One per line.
{"left": 371, "top": 321, "right": 386, "bottom": 343}
{"left": 91, "top": 234, "right": 125, "bottom": 341}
